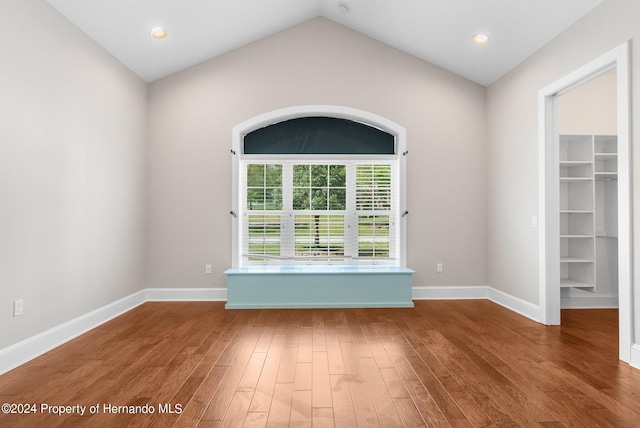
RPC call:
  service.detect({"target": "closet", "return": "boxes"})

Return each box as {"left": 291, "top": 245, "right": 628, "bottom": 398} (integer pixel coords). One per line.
{"left": 559, "top": 134, "right": 618, "bottom": 295}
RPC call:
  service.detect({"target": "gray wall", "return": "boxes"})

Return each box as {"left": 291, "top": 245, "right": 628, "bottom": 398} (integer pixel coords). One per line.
{"left": 486, "top": 0, "right": 640, "bottom": 336}
{"left": 559, "top": 70, "right": 617, "bottom": 135}
{"left": 0, "top": 0, "right": 148, "bottom": 349}
{"left": 146, "top": 17, "right": 488, "bottom": 290}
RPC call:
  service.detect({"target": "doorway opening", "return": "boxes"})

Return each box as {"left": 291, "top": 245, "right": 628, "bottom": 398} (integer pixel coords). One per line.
{"left": 557, "top": 71, "right": 618, "bottom": 307}
{"left": 538, "top": 42, "right": 631, "bottom": 363}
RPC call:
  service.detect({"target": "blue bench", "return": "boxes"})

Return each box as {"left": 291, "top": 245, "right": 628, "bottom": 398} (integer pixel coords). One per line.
{"left": 224, "top": 265, "right": 414, "bottom": 309}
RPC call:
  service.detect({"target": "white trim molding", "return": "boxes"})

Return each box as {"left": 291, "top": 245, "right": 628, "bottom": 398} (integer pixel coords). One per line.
{"left": 631, "top": 345, "right": 640, "bottom": 371}
{"left": 0, "top": 290, "right": 147, "bottom": 375}
{"left": 486, "top": 287, "right": 541, "bottom": 322}
{"left": 3, "top": 285, "right": 632, "bottom": 376}
{"left": 412, "top": 285, "right": 487, "bottom": 300}
{"left": 0, "top": 288, "right": 227, "bottom": 375}
{"left": 560, "top": 294, "right": 619, "bottom": 309}
{"left": 538, "top": 41, "right": 632, "bottom": 363}
{"left": 413, "top": 285, "right": 540, "bottom": 322}
{"left": 146, "top": 287, "right": 227, "bottom": 301}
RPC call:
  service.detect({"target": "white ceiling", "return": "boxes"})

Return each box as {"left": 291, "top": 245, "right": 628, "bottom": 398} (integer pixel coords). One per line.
{"left": 46, "top": 0, "right": 604, "bottom": 86}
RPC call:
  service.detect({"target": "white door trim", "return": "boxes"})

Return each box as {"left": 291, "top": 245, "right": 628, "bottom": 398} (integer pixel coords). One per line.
{"left": 538, "top": 41, "right": 632, "bottom": 363}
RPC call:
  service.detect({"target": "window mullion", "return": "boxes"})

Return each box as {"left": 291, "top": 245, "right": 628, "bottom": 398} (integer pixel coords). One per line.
{"left": 240, "top": 163, "right": 248, "bottom": 265}
{"left": 345, "top": 162, "right": 357, "bottom": 260}
{"left": 281, "top": 163, "right": 294, "bottom": 263}
{"left": 390, "top": 163, "right": 398, "bottom": 261}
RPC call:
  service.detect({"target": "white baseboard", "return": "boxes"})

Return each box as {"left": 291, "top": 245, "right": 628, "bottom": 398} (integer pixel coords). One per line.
{"left": 486, "top": 287, "right": 541, "bottom": 322}
{"left": 413, "top": 285, "right": 541, "bottom": 323}
{"left": 561, "top": 294, "right": 618, "bottom": 309}
{"left": 412, "top": 285, "right": 488, "bottom": 300}
{"left": 146, "top": 287, "right": 227, "bottom": 301}
{"left": 631, "top": 344, "right": 640, "bottom": 370}
{"left": 0, "top": 288, "right": 227, "bottom": 375}
{"left": 4, "top": 285, "right": 628, "bottom": 376}
{"left": 0, "top": 290, "right": 147, "bottom": 376}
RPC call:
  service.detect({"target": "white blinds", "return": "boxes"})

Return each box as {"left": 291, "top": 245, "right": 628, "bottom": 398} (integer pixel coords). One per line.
{"left": 355, "top": 164, "right": 392, "bottom": 211}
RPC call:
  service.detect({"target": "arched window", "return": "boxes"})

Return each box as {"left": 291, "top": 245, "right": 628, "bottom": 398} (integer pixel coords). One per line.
{"left": 243, "top": 117, "right": 395, "bottom": 155}
{"left": 231, "top": 106, "right": 407, "bottom": 267}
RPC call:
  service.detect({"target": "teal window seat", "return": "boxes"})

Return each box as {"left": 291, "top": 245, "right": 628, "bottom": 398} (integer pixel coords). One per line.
{"left": 224, "top": 265, "right": 414, "bottom": 309}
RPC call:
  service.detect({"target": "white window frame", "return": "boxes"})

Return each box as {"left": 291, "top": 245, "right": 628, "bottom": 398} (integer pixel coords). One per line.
{"left": 241, "top": 160, "right": 397, "bottom": 265}
{"left": 231, "top": 106, "right": 407, "bottom": 267}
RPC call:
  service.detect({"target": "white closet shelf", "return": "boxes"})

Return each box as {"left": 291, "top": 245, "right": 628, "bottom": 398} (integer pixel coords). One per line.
{"left": 560, "top": 177, "right": 592, "bottom": 181}
{"left": 559, "top": 161, "right": 593, "bottom": 165}
{"left": 560, "top": 257, "right": 593, "bottom": 263}
{"left": 559, "top": 134, "right": 618, "bottom": 295}
{"left": 560, "top": 279, "right": 594, "bottom": 288}
{"left": 594, "top": 172, "right": 617, "bottom": 180}
{"left": 594, "top": 153, "right": 617, "bottom": 159}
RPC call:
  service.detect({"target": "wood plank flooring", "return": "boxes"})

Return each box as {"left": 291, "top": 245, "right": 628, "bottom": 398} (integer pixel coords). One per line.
{"left": 1, "top": 300, "right": 640, "bottom": 427}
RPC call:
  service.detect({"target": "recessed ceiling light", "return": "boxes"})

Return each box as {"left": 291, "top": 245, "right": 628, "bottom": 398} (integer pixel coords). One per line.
{"left": 472, "top": 33, "right": 490, "bottom": 46}
{"left": 150, "top": 27, "right": 167, "bottom": 40}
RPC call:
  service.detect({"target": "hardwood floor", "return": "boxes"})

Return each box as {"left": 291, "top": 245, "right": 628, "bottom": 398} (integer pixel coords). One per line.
{"left": 1, "top": 300, "right": 639, "bottom": 427}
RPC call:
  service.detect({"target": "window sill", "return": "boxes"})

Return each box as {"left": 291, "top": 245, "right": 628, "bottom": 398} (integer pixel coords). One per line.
{"left": 224, "top": 264, "right": 414, "bottom": 275}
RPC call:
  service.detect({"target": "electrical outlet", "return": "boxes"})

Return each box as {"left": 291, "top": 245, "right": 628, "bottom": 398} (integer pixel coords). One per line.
{"left": 13, "top": 299, "right": 24, "bottom": 317}
{"left": 205, "top": 264, "right": 212, "bottom": 274}
{"left": 437, "top": 263, "right": 443, "bottom": 273}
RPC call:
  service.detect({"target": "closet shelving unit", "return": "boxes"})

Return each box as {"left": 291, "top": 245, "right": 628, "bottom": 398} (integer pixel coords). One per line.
{"left": 559, "top": 135, "right": 617, "bottom": 291}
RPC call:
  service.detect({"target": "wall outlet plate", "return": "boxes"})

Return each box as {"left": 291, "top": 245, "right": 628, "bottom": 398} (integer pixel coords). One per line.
{"left": 14, "top": 299, "right": 24, "bottom": 317}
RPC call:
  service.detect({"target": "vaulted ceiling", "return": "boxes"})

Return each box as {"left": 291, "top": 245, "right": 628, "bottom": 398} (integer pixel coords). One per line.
{"left": 47, "top": 0, "right": 604, "bottom": 86}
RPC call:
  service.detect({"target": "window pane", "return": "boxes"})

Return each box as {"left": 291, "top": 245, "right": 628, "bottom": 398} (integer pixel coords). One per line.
{"left": 247, "top": 189, "right": 264, "bottom": 210}
{"left": 293, "top": 165, "right": 309, "bottom": 186}
{"left": 293, "top": 188, "right": 310, "bottom": 210}
{"left": 243, "top": 117, "right": 395, "bottom": 155}
{"left": 247, "top": 214, "right": 281, "bottom": 261}
{"left": 356, "top": 164, "right": 392, "bottom": 210}
{"left": 247, "top": 163, "right": 282, "bottom": 211}
{"left": 358, "top": 215, "right": 390, "bottom": 258}
{"left": 295, "top": 215, "right": 344, "bottom": 260}
{"left": 311, "top": 188, "right": 328, "bottom": 210}
{"left": 247, "top": 164, "right": 265, "bottom": 186}
{"left": 311, "top": 165, "right": 328, "bottom": 187}
{"left": 265, "top": 188, "right": 282, "bottom": 210}
{"left": 329, "top": 165, "right": 346, "bottom": 187}
{"left": 328, "top": 189, "right": 346, "bottom": 210}
{"left": 294, "top": 164, "right": 346, "bottom": 212}
{"left": 265, "top": 164, "right": 282, "bottom": 186}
